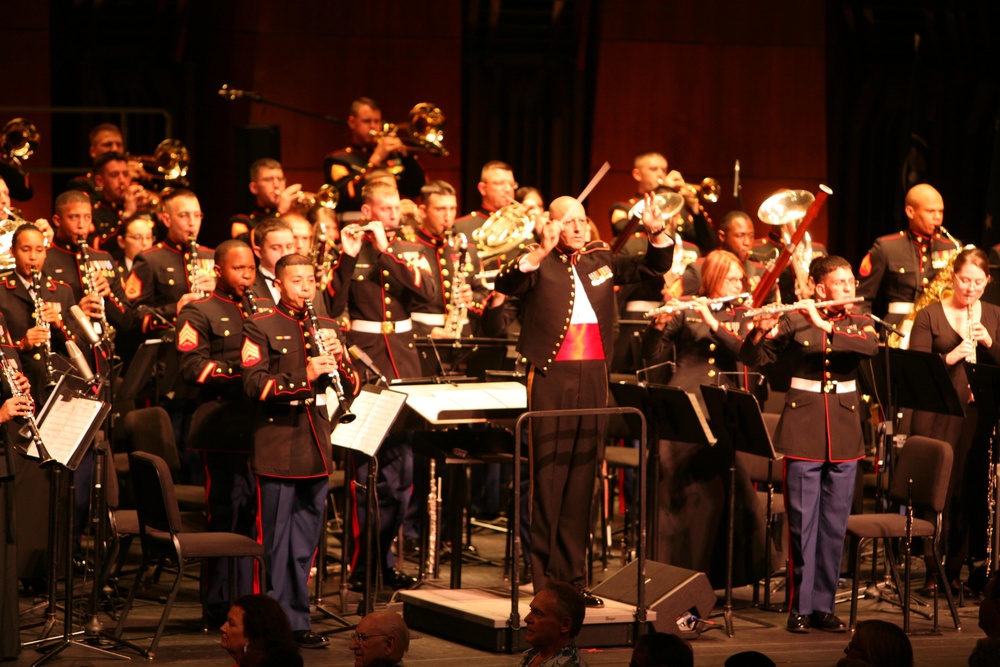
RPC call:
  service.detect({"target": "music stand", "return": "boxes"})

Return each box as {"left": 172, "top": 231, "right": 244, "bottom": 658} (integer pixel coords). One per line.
{"left": 115, "top": 338, "right": 165, "bottom": 403}
{"left": 700, "top": 384, "right": 778, "bottom": 637}
{"left": 610, "top": 380, "right": 716, "bottom": 554}
{"left": 23, "top": 377, "right": 117, "bottom": 666}
{"left": 888, "top": 348, "right": 965, "bottom": 417}
{"left": 415, "top": 335, "right": 511, "bottom": 379}
{"left": 331, "top": 384, "right": 408, "bottom": 616}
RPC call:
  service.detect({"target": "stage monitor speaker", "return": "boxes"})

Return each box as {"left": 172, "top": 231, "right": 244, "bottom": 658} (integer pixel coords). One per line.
{"left": 592, "top": 560, "right": 716, "bottom": 637}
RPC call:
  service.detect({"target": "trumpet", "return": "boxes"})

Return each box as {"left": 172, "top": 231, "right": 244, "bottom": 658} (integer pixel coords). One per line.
{"left": 371, "top": 103, "right": 448, "bottom": 156}
{"left": 644, "top": 293, "right": 750, "bottom": 319}
{"left": 676, "top": 177, "right": 722, "bottom": 203}
{"left": 741, "top": 296, "right": 863, "bottom": 319}
{"left": 303, "top": 298, "right": 355, "bottom": 424}
{"left": 296, "top": 183, "right": 340, "bottom": 213}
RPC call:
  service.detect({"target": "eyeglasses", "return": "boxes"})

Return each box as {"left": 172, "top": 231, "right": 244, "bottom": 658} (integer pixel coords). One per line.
{"left": 956, "top": 276, "right": 988, "bottom": 289}
{"left": 350, "top": 632, "right": 388, "bottom": 643}
{"left": 125, "top": 234, "right": 153, "bottom": 242}
{"left": 828, "top": 279, "right": 859, "bottom": 289}
{"left": 723, "top": 276, "right": 744, "bottom": 285}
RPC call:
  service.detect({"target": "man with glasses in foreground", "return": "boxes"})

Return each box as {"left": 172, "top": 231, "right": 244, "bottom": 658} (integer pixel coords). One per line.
{"left": 348, "top": 611, "right": 409, "bottom": 667}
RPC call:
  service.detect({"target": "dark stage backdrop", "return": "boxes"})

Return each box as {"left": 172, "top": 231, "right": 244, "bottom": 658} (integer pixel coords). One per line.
{"left": 5, "top": 0, "right": 999, "bottom": 266}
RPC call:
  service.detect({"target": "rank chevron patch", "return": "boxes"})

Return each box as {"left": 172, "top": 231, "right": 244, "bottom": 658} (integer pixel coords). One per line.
{"left": 241, "top": 338, "right": 262, "bottom": 366}
{"left": 177, "top": 321, "right": 199, "bottom": 351}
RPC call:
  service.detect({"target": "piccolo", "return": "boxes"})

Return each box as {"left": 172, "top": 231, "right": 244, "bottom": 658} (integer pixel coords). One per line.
{"left": 741, "top": 296, "right": 863, "bottom": 319}
{"left": 644, "top": 293, "right": 750, "bottom": 319}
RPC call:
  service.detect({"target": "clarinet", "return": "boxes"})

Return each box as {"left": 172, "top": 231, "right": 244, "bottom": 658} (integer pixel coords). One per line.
{"left": 187, "top": 234, "right": 207, "bottom": 298}
{"left": 303, "top": 298, "right": 355, "bottom": 424}
{"left": 76, "top": 237, "right": 113, "bottom": 341}
{"left": 442, "top": 231, "right": 470, "bottom": 338}
{"left": 0, "top": 337, "right": 53, "bottom": 465}
{"left": 29, "top": 268, "right": 55, "bottom": 387}
{"left": 243, "top": 290, "right": 259, "bottom": 316}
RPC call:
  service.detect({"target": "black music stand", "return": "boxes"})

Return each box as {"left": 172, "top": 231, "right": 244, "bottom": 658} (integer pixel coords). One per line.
{"left": 609, "top": 380, "right": 716, "bottom": 555}
{"left": 700, "top": 384, "right": 777, "bottom": 638}
{"left": 964, "top": 363, "right": 1000, "bottom": 576}
{"left": 415, "top": 335, "right": 511, "bottom": 380}
{"left": 331, "top": 384, "right": 408, "bottom": 616}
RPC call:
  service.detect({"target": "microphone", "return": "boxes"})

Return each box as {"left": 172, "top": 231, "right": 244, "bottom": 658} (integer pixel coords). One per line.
{"left": 70, "top": 305, "right": 101, "bottom": 346}
{"left": 65, "top": 340, "right": 95, "bottom": 383}
{"left": 348, "top": 345, "right": 389, "bottom": 386}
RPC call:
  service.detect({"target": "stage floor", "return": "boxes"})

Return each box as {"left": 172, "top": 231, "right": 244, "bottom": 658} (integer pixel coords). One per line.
{"left": 12, "top": 518, "right": 987, "bottom": 667}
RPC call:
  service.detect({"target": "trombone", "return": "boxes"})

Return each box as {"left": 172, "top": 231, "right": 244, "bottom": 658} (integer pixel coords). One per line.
{"left": 127, "top": 138, "right": 190, "bottom": 185}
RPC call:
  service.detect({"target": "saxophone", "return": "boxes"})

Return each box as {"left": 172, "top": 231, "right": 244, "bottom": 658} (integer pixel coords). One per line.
{"left": 442, "top": 231, "right": 470, "bottom": 338}
{"left": 77, "top": 237, "right": 113, "bottom": 341}
{"left": 886, "top": 241, "right": 967, "bottom": 348}
{"left": 29, "top": 268, "right": 55, "bottom": 387}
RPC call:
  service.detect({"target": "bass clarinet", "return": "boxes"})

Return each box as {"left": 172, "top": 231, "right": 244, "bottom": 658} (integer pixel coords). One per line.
{"left": 303, "top": 298, "right": 355, "bottom": 424}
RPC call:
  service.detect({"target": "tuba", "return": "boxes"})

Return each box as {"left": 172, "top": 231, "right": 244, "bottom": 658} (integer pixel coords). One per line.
{"left": 1, "top": 118, "right": 40, "bottom": 166}
{"left": 757, "top": 189, "right": 817, "bottom": 300}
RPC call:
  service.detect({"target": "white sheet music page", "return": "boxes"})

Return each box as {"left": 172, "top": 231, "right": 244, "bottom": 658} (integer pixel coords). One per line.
{"left": 28, "top": 395, "right": 104, "bottom": 466}
{"left": 331, "top": 388, "right": 407, "bottom": 457}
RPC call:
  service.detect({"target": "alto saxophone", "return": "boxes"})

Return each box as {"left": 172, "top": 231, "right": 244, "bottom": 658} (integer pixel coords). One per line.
{"left": 29, "top": 268, "right": 55, "bottom": 387}
{"left": 76, "top": 237, "right": 113, "bottom": 342}
{"left": 442, "top": 231, "right": 470, "bottom": 338}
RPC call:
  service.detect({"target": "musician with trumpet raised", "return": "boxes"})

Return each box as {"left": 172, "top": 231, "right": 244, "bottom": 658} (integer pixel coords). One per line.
{"left": 240, "top": 252, "right": 359, "bottom": 649}
{"left": 324, "top": 97, "right": 426, "bottom": 219}
{"left": 229, "top": 158, "right": 304, "bottom": 241}
{"left": 740, "top": 256, "right": 878, "bottom": 634}
{"left": 90, "top": 152, "right": 159, "bottom": 256}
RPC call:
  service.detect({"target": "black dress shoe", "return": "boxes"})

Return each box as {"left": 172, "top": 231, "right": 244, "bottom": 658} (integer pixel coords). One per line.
{"left": 786, "top": 613, "right": 811, "bottom": 633}
{"left": 293, "top": 630, "right": 329, "bottom": 649}
{"left": 581, "top": 591, "right": 604, "bottom": 608}
{"left": 809, "top": 611, "right": 846, "bottom": 632}
{"left": 383, "top": 569, "right": 417, "bottom": 590}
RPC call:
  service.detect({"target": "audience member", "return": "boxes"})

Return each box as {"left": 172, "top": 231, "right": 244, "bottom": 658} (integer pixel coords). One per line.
{"left": 981, "top": 574, "right": 1000, "bottom": 638}
{"left": 969, "top": 637, "right": 1000, "bottom": 667}
{"left": 348, "top": 611, "right": 410, "bottom": 667}
{"left": 842, "top": 619, "right": 912, "bottom": 667}
{"left": 220, "top": 594, "right": 298, "bottom": 665}
{"left": 630, "top": 631, "right": 693, "bottom": 667}
{"left": 724, "top": 650, "right": 776, "bottom": 667}
{"left": 517, "top": 581, "right": 587, "bottom": 667}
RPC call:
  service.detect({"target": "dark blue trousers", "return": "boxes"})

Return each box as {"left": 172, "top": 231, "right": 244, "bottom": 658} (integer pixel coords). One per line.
{"left": 784, "top": 458, "right": 857, "bottom": 616}
{"left": 257, "top": 475, "right": 326, "bottom": 632}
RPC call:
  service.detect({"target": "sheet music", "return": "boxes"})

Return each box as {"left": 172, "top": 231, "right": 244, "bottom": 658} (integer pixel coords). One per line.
{"left": 331, "top": 388, "right": 407, "bottom": 457}
{"left": 27, "top": 394, "right": 104, "bottom": 466}
{"left": 391, "top": 382, "right": 527, "bottom": 423}
{"left": 686, "top": 391, "right": 717, "bottom": 446}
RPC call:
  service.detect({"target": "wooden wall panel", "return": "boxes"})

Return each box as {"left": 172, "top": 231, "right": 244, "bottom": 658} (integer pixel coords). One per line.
{"left": 587, "top": 2, "right": 829, "bottom": 246}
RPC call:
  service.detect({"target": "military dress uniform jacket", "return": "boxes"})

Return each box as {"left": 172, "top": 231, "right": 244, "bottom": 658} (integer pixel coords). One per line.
{"left": 127, "top": 238, "right": 214, "bottom": 333}
{"left": 856, "top": 229, "right": 959, "bottom": 317}
{"left": 176, "top": 288, "right": 261, "bottom": 453}
{"left": 346, "top": 240, "right": 435, "bottom": 380}
{"left": 90, "top": 198, "right": 125, "bottom": 255}
{"left": 241, "top": 301, "right": 358, "bottom": 478}
{"left": 639, "top": 304, "right": 746, "bottom": 390}
{"left": 323, "top": 145, "right": 425, "bottom": 213}
{"left": 495, "top": 240, "right": 673, "bottom": 374}
{"left": 739, "top": 310, "right": 878, "bottom": 462}
{"left": 405, "top": 229, "right": 488, "bottom": 336}
{"left": 42, "top": 237, "right": 133, "bottom": 334}
{"left": 0, "top": 273, "right": 78, "bottom": 405}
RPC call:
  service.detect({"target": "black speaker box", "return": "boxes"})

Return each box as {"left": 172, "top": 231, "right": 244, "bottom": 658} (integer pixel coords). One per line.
{"left": 592, "top": 560, "right": 717, "bottom": 637}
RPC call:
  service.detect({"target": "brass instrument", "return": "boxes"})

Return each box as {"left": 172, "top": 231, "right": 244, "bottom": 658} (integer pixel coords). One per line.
{"left": 941, "top": 225, "right": 962, "bottom": 252}
{"left": 127, "top": 139, "right": 190, "bottom": 185}
{"left": 297, "top": 183, "right": 340, "bottom": 214}
{"left": 741, "top": 296, "right": 863, "bottom": 320}
{"left": 0, "top": 207, "right": 34, "bottom": 272}
{"left": 372, "top": 103, "right": 448, "bottom": 156}
{"left": 187, "top": 234, "right": 208, "bottom": 298}
{"left": 886, "top": 243, "right": 969, "bottom": 348}
{"left": 1, "top": 118, "right": 40, "bottom": 166}
{"left": 644, "top": 293, "right": 750, "bottom": 319}
{"left": 0, "top": 334, "right": 52, "bottom": 465}
{"left": 677, "top": 177, "right": 722, "bottom": 203}
{"left": 29, "top": 269, "right": 55, "bottom": 387}
{"left": 443, "top": 231, "right": 471, "bottom": 337}
{"left": 77, "top": 237, "right": 113, "bottom": 341}
{"left": 758, "top": 189, "right": 817, "bottom": 300}
{"left": 472, "top": 201, "right": 535, "bottom": 262}
{"left": 626, "top": 189, "right": 685, "bottom": 223}
{"left": 303, "top": 298, "right": 355, "bottom": 424}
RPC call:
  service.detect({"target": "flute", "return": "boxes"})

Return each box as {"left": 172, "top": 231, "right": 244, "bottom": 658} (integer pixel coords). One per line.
{"left": 644, "top": 292, "right": 750, "bottom": 319}
{"left": 741, "top": 296, "right": 863, "bottom": 319}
